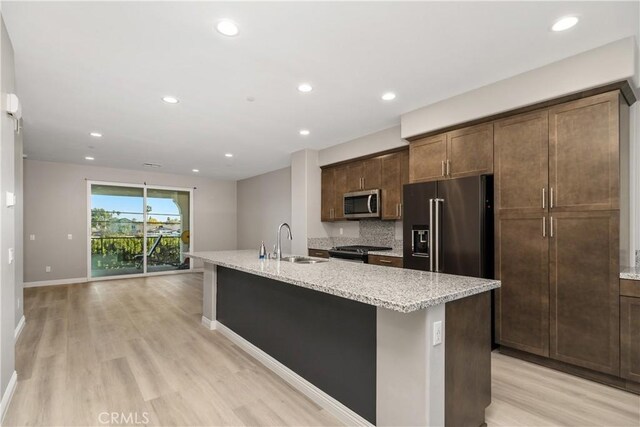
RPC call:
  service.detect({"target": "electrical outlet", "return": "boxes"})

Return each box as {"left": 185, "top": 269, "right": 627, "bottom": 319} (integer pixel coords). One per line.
{"left": 6, "top": 192, "right": 16, "bottom": 207}
{"left": 339, "top": 228, "right": 343, "bottom": 235}
{"left": 67, "top": 234, "right": 73, "bottom": 240}
{"left": 29, "top": 234, "right": 35, "bottom": 241}
{"left": 433, "top": 321, "right": 442, "bottom": 346}
{"left": 45, "top": 266, "right": 51, "bottom": 273}
{"left": 17, "top": 298, "right": 20, "bottom": 309}
{"left": 8, "top": 248, "right": 14, "bottom": 264}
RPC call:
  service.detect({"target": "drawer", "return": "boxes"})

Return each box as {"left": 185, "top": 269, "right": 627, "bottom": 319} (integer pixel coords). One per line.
{"left": 308, "top": 248, "right": 330, "bottom": 259}
{"left": 621, "top": 279, "right": 640, "bottom": 298}
{"left": 368, "top": 255, "right": 403, "bottom": 268}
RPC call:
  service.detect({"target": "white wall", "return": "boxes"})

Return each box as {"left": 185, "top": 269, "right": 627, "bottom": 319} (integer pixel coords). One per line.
{"left": 23, "top": 160, "right": 237, "bottom": 283}
{"left": 318, "top": 126, "right": 407, "bottom": 167}
{"left": 0, "top": 13, "right": 17, "bottom": 409}
{"left": 237, "top": 167, "right": 291, "bottom": 254}
{"left": 401, "top": 37, "right": 639, "bottom": 139}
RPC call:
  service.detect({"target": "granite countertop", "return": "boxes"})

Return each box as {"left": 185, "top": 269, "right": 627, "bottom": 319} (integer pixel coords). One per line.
{"left": 187, "top": 250, "right": 500, "bottom": 313}
{"left": 620, "top": 267, "right": 640, "bottom": 280}
{"left": 368, "top": 249, "right": 403, "bottom": 258}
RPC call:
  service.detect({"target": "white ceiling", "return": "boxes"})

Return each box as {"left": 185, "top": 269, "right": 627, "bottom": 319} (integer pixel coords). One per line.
{"left": 3, "top": 1, "right": 639, "bottom": 180}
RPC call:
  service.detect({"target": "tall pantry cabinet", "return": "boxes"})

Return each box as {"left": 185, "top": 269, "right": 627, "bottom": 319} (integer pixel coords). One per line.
{"left": 494, "top": 91, "right": 629, "bottom": 376}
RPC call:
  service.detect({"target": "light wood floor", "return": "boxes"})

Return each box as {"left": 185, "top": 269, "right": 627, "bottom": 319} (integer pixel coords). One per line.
{"left": 5, "top": 273, "right": 640, "bottom": 426}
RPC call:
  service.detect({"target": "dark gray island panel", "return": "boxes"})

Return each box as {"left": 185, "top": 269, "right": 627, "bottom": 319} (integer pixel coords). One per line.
{"left": 217, "top": 267, "right": 377, "bottom": 424}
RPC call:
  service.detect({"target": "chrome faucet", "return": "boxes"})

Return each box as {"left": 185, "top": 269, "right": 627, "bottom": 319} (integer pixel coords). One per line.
{"left": 276, "top": 223, "right": 292, "bottom": 260}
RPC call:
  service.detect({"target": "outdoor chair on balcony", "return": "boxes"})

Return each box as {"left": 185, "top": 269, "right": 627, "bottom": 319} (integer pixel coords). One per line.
{"left": 134, "top": 234, "right": 162, "bottom": 268}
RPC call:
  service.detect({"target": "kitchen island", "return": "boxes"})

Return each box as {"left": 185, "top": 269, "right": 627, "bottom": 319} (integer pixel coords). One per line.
{"left": 187, "top": 250, "right": 500, "bottom": 427}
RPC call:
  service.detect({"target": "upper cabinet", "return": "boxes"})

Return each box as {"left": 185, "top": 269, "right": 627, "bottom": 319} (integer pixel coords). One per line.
{"left": 321, "top": 148, "right": 408, "bottom": 222}
{"left": 494, "top": 110, "right": 549, "bottom": 214}
{"left": 447, "top": 123, "right": 494, "bottom": 179}
{"left": 410, "top": 134, "right": 447, "bottom": 183}
{"left": 409, "top": 123, "right": 493, "bottom": 183}
{"left": 346, "top": 158, "right": 382, "bottom": 191}
{"left": 549, "top": 92, "right": 621, "bottom": 212}
{"left": 381, "top": 150, "right": 409, "bottom": 220}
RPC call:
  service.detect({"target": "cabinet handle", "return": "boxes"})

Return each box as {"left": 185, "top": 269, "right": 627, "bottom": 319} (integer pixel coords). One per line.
{"left": 550, "top": 216, "right": 554, "bottom": 238}
{"left": 446, "top": 160, "right": 451, "bottom": 177}
{"left": 550, "top": 188, "right": 554, "bottom": 209}
{"left": 362, "top": 177, "right": 365, "bottom": 189}
{"left": 441, "top": 161, "right": 445, "bottom": 177}
{"left": 379, "top": 259, "right": 392, "bottom": 264}
{"left": 542, "top": 217, "right": 546, "bottom": 237}
{"left": 542, "top": 188, "right": 546, "bottom": 209}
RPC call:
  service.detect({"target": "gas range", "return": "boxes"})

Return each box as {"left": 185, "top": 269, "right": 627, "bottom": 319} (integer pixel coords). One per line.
{"left": 328, "top": 245, "right": 393, "bottom": 263}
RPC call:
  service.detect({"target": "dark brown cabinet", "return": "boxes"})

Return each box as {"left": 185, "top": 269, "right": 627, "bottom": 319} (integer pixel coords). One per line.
{"left": 447, "top": 123, "right": 494, "bottom": 179}
{"left": 494, "top": 110, "right": 549, "bottom": 214}
{"left": 321, "top": 149, "right": 408, "bottom": 222}
{"left": 495, "top": 213, "right": 550, "bottom": 356}
{"left": 549, "top": 92, "right": 620, "bottom": 212}
{"left": 549, "top": 211, "right": 620, "bottom": 375}
{"left": 333, "top": 165, "right": 348, "bottom": 220}
{"left": 321, "top": 168, "right": 335, "bottom": 221}
{"left": 410, "top": 123, "right": 493, "bottom": 183}
{"left": 621, "top": 295, "right": 640, "bottom": 383}
{"left": 381, "top": 151, "right": 409, "bottom": 220}
{"left": 308, "top": 249, "right": 330, "bottom": 259}
{"left": 368, "top": 254, "right": 403, "bottom": 268}
{"left": 493, "top": 90, "right": 629, "bottom": 381}
{"left": 410, "top": 134, "right": 447, "bottom": 183}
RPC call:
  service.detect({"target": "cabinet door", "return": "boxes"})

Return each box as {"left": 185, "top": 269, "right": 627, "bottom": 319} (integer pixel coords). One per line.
{"left": 362, "top": 157, "right": 381, "bottom": 190}
{"left": 321, "top": 168, "right": 335, "bottom": 222}
{"left": 409, "top": 134, "right": 447, "bottom": 183}
{"left": 381, "top": 153, "right": 401, "bottom": 220}
{"left": 495, "top": 213, "right": 550, "bottom": 356}
{"left": 621, "top": 296, "right": 640, "bottom": 383}
{"left": 447, "top": 123, "right": 494, "bottom": 179}
{"left": 333, "top": 165, "right": 348, "bottom": 220}
{"left": 494, "top": 110, "right": 549, "bottom": 214}
{"left": 549, "top": 91, "right": 620, "bottom": 211}
{"left": 549, "top": 211, "right": 620, "bottom": 375}
{"left": 400, "top": 150, "right": 409, "bottom": 218}
{"left": 346, "top": 161, "right": 364, "bottom": 192}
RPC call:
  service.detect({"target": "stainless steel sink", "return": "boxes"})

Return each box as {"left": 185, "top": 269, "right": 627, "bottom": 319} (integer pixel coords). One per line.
{"left": 280, "top": 256, "right": 328, "bottom": 264}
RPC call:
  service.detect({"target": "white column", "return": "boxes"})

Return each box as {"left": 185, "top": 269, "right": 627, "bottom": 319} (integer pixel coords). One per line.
{"left": 376, "top": 304, "right": 445, "bottom": 427}
{"left": 201, "top": 262, "right": 217, "bottom": 330}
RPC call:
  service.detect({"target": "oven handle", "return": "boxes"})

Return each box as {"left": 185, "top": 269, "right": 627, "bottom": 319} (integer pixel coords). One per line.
{"left": 367, "top": 194, "right": 373, "bottom": 214}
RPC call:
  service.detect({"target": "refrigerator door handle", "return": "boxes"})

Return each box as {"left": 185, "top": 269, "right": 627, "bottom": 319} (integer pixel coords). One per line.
{"left": 429, "top": 198, "right": 434, "bottom": 271}
{"left": 434, "top": 198, "right": 443, "bottom": 272}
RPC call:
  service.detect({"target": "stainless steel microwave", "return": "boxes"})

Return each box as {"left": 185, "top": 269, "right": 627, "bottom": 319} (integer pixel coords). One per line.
{"left": 344, "top": 189, "right": 380, "bottom": 219}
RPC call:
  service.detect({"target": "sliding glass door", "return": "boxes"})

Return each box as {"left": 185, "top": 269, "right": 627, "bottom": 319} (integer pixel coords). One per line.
{"left": 89, "top": 182, "right": 192, "bottom": 279}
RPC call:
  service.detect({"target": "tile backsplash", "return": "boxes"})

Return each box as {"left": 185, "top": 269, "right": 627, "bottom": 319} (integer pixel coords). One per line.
{"left": 308, "top": 220, "right": 401, "bottom": 250}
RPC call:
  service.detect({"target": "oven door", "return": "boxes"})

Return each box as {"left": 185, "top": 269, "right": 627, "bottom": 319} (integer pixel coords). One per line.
{"left": 344, "top": 190, "right": 380, "bottom": 219}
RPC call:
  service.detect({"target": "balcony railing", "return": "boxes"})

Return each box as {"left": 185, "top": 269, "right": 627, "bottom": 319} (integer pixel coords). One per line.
{"left": 91, "top": 236, "right": 182, "bottom": 271}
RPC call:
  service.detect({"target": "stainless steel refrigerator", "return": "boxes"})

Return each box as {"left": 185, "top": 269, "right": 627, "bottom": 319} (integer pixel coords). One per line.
{"left": 402, "top": 175, "right": 494, "bottom": 279}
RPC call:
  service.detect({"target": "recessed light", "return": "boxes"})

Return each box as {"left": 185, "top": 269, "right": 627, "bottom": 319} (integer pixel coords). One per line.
{"left": 225, "top": 153, "right": 234, "bottom": 158}
{"left": 90, "top": 132, "right": 102, "bottom": 138}
{"left": 216, "top": 20, "right": 239, "bottom": 37}
{"left": 297, "top": 83, "right": 313, "bottom": 93}
{"left": 85, "top": 156, "right": 95, "bottom": 161}
{"left": 381, "top": 92, "right": 396, "bottom": 101}
{"left": 162, "top": 96, "right": 179, "bottom": 104}
{"left": 192, "top": 169, "right": 199, "bottom": 173}
{"left": 299, "top": 129, "right": 310, "bottom": 136}
{"left": 552, "top": 16, "right": 578, "bottom": 32}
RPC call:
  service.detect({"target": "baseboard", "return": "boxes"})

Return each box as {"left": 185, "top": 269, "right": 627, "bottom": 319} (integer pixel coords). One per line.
{"left": 215, "top": 322, "right": 373, "bottom": 427}
{"left": 23, "top": 277, "right": 87, "bottom": 288}
{"left": 0, "top": 371, "right": 17, "bottom": 426}
{"left": 201, "top": 316, "right": 217, "bottom": 330}
{"left": 14, "top": 316, "right": 25, "bottom": 341}
{"left": 499, "top": 346, "right": 640, "bottom": 395}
